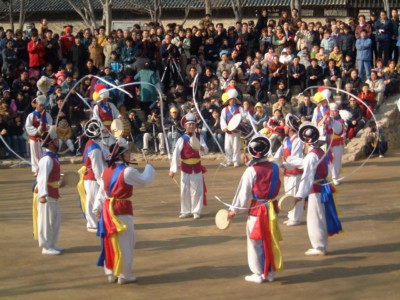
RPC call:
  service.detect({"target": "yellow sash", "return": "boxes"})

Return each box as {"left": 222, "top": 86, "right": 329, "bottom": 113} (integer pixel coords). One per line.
{"left": 77, "top": 166, "right": 87, "bottom": 215}
{"left": 181, "top": 158, "right": 201, "bottom": 165}
{"left": 268, "top": 203, "right": 283, "bottom": 271}
{"left": 32, "top": 186, "right": 38, "bottom": 241}
{"left": 109, "top": 197, "right": 128, "bottom": 276}
{"left": 103, "top": 120, "right": 112, "bottom": 126}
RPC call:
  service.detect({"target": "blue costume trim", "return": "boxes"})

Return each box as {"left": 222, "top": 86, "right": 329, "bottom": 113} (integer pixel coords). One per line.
{"left": 226, "top": 104, "right": 239, "bottom": 121}
{"left": 108, "top": 163, "right": 125, "bottom": 196}
{"left": 96, "top": 214, "right": 106, "bottom": 267}
{"left": 83, "top": 142, "right": 101, "bottom": 163}
{"left": 99, "top": 102, "right": 113, "bottom": 118}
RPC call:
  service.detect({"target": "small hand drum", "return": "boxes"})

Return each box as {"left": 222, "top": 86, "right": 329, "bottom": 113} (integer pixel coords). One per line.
{"left": 278, "top": 194, "right": 296, "bottom": 213}
{"left": 61, "top": 171, "right": 80, "bottom": 187}
{"left": 215, "top": 209, "right": 232, "bottom": 230}
{"left": 190, "top": 135, "right": 201, "bottom": 151}
{"left": 111, "top": 119, "right": 131, "bottom": 138}
{"left": 227, "top": 114, "right": 241, "bottom": 132}
{"left": 227, "top": 114, "right": 253, "bottom": 139}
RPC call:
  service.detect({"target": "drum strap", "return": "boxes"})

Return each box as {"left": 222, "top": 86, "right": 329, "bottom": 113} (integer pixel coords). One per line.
{"left": 99, "top": 102, "right": 113, "bottom": 118}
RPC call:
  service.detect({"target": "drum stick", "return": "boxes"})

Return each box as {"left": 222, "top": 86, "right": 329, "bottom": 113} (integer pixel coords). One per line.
{"left": 172, "top": 177, "right": 180, "bottom": 189}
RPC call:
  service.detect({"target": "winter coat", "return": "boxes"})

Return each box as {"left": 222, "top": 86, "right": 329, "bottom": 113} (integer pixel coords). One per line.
{"left": 27, "top": 40, "right": 46, "bottom": 67}
{"left": 356, "top": 38, "right": 372, "bottom": 61}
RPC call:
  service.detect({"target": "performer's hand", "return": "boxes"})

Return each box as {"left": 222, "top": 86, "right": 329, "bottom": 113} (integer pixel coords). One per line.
{"left": 241, "top": 153, "right": 250, "bottom": 164}
{"left": 59, "top": 179, "right": 66, "bottom": 188}
{"left": 228, "top": 211, "right": 236, "bottom": 220}
{"left": 169, "top": 171, "right": 175, "bottom": 178}
{"left": 39, "top": 196, "right": 47, "bottom": 203}
{"left": 294, "top": 197, "right": 302, "bottom": 204}
{"left": 222, "top": 128, "right": 228, "bottom": 133}
{"left": 95, "top": 210, "right": 101, "bottom": 219}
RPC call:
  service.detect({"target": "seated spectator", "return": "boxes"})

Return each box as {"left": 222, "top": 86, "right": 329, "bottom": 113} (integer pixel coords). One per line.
{"left": 185, "top": 56, "right": 202, "bottom": 76}
{"left": 275, "top": 80, "right": 292, "bottom": 104}
{"left": 371, "top": 58, "right": 385, "bottom": 78}
{"left": 253, "top": 102, "right": 268, "bottom": 129}
{"left": 345, "top": 69, "right": 363, "bottom": 92}
{"left": 263, "top": 47, "right": 276, "bottom": 67}
{"left": 341, "top": 53, "right": 354, "bottom": 81}
{"left": 345, "top": 97, "right": 365, "bottom": 140}
{"left": 216, "top": 52, "right": 235, "bottom": 79}
{"left": 272, "top": 95, "right": 292, "bottom": 118}
{"left": 329, "top": 45, "right": 343, "bottom": 67}
{"left": 366, "top": 70, "right": 385, "bottom": 107}
{"left": 268, "top": 55, "right": 286, "bottom": 93}
{"left": 164, "top": 106, "right": 184, "bottom": 151}
{"left": 323, "top": 59, "right": 342, "bottom": 94}
{"left": 247, "top": 79, "right": 269, "bottom": 104}
{"left": 56, "top": 117, "right": 75, "bottom": 155}
{"left": 10, "top": 91, "right": 28, "bottom": 118}
{"left": 81, "top": 59, "right": 99, "bottom": 77}
{"left": 247, "top": 65, "right": 268, "bottom": 90}
{"left": 357, "top": 83, "right": 376, "bottom": 120}
{"left": 8, "top": 115, "right": 26, "bottom": 157}
{"left": 51, "top": 95, "right": 70, "bottom": 121}
{"left": 279, "top": 48, "right": 293, "bottom": 66}
{"left": 320, "top": 30, "right": 336, "bottom": 55}
{"left": 142, "top": 109, "right": 166, "bottom": 155}
{"left": 264, "top": 108, "right": 285, "bottom": 153}
{"left": 218, "top": 69, "right": 231, "bottom": 90}
{"left": 383, "top": 60, "right": 400, "bottom": 97}
{"left": 287, "top": 56, "right": 306, "bottom": 90}
{"left": 364, "top": 121, "right": 388, "bottom": 158}
{"left": 61, "top": 73, "right": 77, "bottom": 95}
{"left": 298, "top": 47, "right": 311, "bottom": 68}
{"left": 316, "top": 47, "right": 328, "bottom": 70}
{"left": 306, "top": 58, "right": 323, "bottom": 90}
{"left": 340, "top": 82, "right": 357, "bottom": 109}
{"left": 298, "top": 94, "right": 316, "bottom": 122}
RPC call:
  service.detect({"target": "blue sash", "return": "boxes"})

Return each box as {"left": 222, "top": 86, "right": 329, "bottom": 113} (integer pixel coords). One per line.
{"left": 226, "top": 104, "right": 239, "bottom": 122}
{"left": 286, "top": 137, "right": 293, "bottom": 152}
{"left": 99, "top": 102, "right": 113, "bottom": 118}
{"left": 43, "top": 151, "right": 59, "bottom": 162}
{"left": 96, "top": 214, "right": 106, "bottom": 267}
{"left": 83, "top": 142, "right": 101, "bottom": 164}
{"left": 33, "top": 110, "right": 48, "bottom": 124}
{"left": 181, "top": 134, "right": 190, "bottom": 143}
{"left": 316, "top": 106, "right": 328, "bottom": 123}
{"left": 108, "top": 163, "right": 125, "bottom": 196}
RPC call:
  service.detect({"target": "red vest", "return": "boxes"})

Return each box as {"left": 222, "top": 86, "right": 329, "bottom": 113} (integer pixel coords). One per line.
{"left": 102, "top": 164, "right": 133, "bottom": 215}
{"left": 326, "top": 117, "right": 344, "bottom": 146}
{"left": 98, "top": 103, "right": 113, "bottom": 130}
{"left": 35, "top": 154, "right": 60, "bottom": 199}
{"left": 310, "top": 148, "right": 328, "bottom": 194}
{"left": 180, "top": 134, "right": 202, "bottom": 174}
{"left": 83, "top": 140, "right": 99, "bottom": 181}
{"left": 29, "top": 111, "right": 48, "bottom": 141}
{"left": 249, "top": 161, "right": 281, "bottom": 216}
{"left": 283, "top": 135, "right": 303, "bottom": 176}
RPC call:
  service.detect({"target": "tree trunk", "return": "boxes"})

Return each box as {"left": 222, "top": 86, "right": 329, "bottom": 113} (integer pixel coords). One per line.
{"left": 8, "top": 0, "right": 14, "bottom": 32}
{"left": 104, "top": 0, "right": 112, "bottom": 35}
{"left": 66, "top": 0, "right": 93, "bottom": 30}
{"left": 181, "top": 7, "right": 191, "bottom": 27}
{"left": 85, "top": 0, "right": 98, "bottom": 30}
{"left": 205, "top": 0, "right": 212, "bottom": 16}
{"left": 232, "top": 0, "right": 243, "bottom": 23}
{"left": 383, "top": 0, "right": 390, "bottom": 15}
{"left": 18, "top": 0, "right": 28, "bottom": 30}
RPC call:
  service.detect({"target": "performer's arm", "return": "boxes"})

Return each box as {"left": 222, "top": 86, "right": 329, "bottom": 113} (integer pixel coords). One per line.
{"left": 199, "top": 134, "right": 209, "bottom": 155}
{"left": 230, "top": 167, "right": 255, "bottom": 214}
{"left": 25, "top": 114, "right": 39, "bottom": 136}
{"left": 93, "top": 173, "right": 106, "bottom": 215}
{"left": 46, "top": 112, "right": 53, "bottom": 125}
{"left": 110, "top": 103, "right": 121, "bottom": 119}
{"left": 169, "top": 138, "right": 183, "bottom": 174}
{"left": 89, "top": 148, "right": 105, "bottom": 185}
{"left": 124, "top": 164, "right": 156, "bottom": 187}
{"left": 220, "top": 109, "right": 228, "bottom": 131}
{"left": 37, "top": 156, "right": 53, "bottom": 200}
{"left": 295, "top": 152, "right": 318, "bottom": 199}
{"left": 92, "top": 105, "right": 100, "bottom": 123}
{"left": 285, "top": 138, "right": 304, "bottom": 167}
{"left": 311, "top": 107, "right": 318, "bottom": 126}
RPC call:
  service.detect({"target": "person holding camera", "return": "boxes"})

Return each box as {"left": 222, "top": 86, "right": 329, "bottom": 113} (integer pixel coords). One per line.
{"left": 375, "top": 10, "right": 394, "bottom": 66}
{"left": 142, "top": 109, "right": 166, "bottom": 155}
{"left": 364, "top": 121, "right": 388, "bottom": 158}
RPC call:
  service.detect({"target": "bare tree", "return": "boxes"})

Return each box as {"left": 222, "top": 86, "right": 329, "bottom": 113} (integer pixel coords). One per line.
{"left": 231, "top": 0, "right": 243, "bottom": 23}
{"left": 0, "top": 0, "right": 14, "bottom": 31}
{"left": 290, "top": 0, "right": 301, "bottom": 18}
{"left": 18, "top": 0, "right": 31, "bottom": 30}
{"left": 205, "top": 0, "right": 212, "bottom": 16}
{"left": 383, "top": 0, "right": 390, "bottom": 14}
{"left": 66, "top": 0, "right": 98, "bottom": 31}
{"left": 181, "top": 7, "right": 191, "bottom": 27}
{"left": 100, "top": 0, "right": 113, "bottom": 35}
{"left": 136, "top": 0, "right": 163, "bottom": 24}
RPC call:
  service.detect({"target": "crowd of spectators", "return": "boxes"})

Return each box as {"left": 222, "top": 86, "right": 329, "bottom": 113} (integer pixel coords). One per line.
{"left": 0, "top": 7, "right": 399, "bottom": 158}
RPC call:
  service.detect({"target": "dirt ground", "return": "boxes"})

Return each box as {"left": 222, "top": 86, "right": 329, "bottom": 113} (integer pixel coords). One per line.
{"left": 0, "top": 150, "right": 399, "bottom": 300}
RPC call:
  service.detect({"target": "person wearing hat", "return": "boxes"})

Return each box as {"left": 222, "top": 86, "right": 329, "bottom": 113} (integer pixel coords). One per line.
{"left": 294, "top": 122, "right": 342, "bottom": 255}
{"left": 33, "top": 125, "right": 64, "bottom": 255}
{"left": 164, "top": 106, "right": 184, "bottom": 151}
{"left": 323, "top": 103, "right": 345, "bottom": 186}
{"left": 60, "top": 26, "right": 74, "bottom": 63}
{"left": 311, "top": 88, "right": 331, "bottom": 139}
{"left": 76, "top": 119, "right": 107, "bottom": 232}
{"left": 220, "top": 89, "right": 246, "bottom": 167}
{"left": 228, "top": 135, "right": 283, "bottom": 283}
{"left": 94, "top": 137, "right": 155, "bottom": 284}
{"left": 169, "top": 112, "right": 208, "bottom": 219}
{"left": 25, "top": 95, "right": 53, "bottom": 176}
{"left": 274, "top": 113, "right": 304, "bottom": 226}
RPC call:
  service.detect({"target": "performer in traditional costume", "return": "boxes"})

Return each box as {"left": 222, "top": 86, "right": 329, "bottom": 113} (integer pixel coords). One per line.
{"left": 77, "top": 119, "right": 107, "bottom": 232}
{"left": 169, "top": 112, "right": 208, "bottom": 219}
{"left": 311, "top": 89, "right": 330, "bottom": 139}
{"left": 32, "top": 126, "right": 63, "bottom": 255}
{"left": 220, "top": 89, "right": 247, "bottom": 167}
{"left": 274, "top": 113, "right": 304, "bottom": 226}
{"left": 92, "top": 84, "right": 121, "bottom": 146}
{"left": 295, "top": 122, "right": 342, "bottom": 255}
{"left": 228, "top": 136, "right": 283, "bottom": 283}
{"left": 94, "top": 137, "right": 155, "bottom": 284}
{"left": 25, "top": 95, "right": 53, "bottom": 176}
{"left": 324, "top": 103, "right": 345, "bottom": 186}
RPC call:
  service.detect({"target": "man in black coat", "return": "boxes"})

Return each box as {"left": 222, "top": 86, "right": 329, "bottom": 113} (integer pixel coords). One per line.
{"left": 306, "top": 59, "right": 323, "bottom": 89}
{"left": 287, "top": 56, "right": 306, "bottom": 91}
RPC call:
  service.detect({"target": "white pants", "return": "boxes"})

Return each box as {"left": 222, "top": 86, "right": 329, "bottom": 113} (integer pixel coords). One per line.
{"left": 329, "top": 145, "right": 343, "bottom": 181}
{"left": 143, "top": 132, "right": 165, "bottom": 151}
{"left": 84, "top": 180, "right": 100, "bottom": 229}
{"left": 105, "top": 215, "right": 136, "bottom": 278}
{"left": 37, "top": 198, "right": 61, "bottom": 249}
{"left": 29, "top": 139, "right": 43, "bottom": 175}
{"left": 246, "top": 216, "right": 266, "bottom": 275}
{"left": 307, "top": 193, "right": 328, "bottom": 250}
{"left": 284, "top": 175, "right": 304, "bottom": 222}
{"left": 224, "top": 132, "right": 241, "bottom": 165}
{"left": 58, "top": 139, "right": 74, "bottom": 152}
{"left": 180, "top": 171, "right": 204, "bottom": 215}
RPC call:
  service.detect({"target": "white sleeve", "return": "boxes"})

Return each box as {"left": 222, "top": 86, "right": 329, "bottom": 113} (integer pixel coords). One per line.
{"left": 110, "top": 102, "right": 121, "bottom": 119}
{"left": 25, "top": 114, "right": 39, "bottom": 136}
{"left": 274, "top": 144, "right": 284, "bottom": 159}
{"left": 220, "top": 108, "right": 228, "bottom": 130}
{"left": 170, "top": 138, "right": 184, "bottom": 173}
{"left": 311, "top": 107, "right": 318, "bottom": 126}
{"left": 93, "top": 171, "right": 106, "bottom": 213}
{"left": 124, "top": 164, "right": 156, "bottom": 187}
{"left": 331, "top": 119, "right": 343, "bottom": 134}
{"left": 200, "top": 134, "right": 209, "bottom": 155}
{"left": 46, "top": 112, "right": 53, "bottom": 125}
{"left": 295, "top": 152, "right": 318, "bottom": 199}
{"left": 36, "top": 156, "right": 53, "bottom": 198}
{"left": 92, "top": 105, "right": 100, "bottom": 122}
{"left": 230, "top": 167, "right": 255, "bottom": 214}
{"left": 89, "top": 148, "right": 105, "bottom": 184}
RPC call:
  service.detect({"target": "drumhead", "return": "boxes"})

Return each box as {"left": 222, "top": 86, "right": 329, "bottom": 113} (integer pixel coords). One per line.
{"left": 278, "top": 194, "right": 296, "bottom": 212}
{"left": 215, "top": 209, "right": 232, "bottom": 230}
{"left": 190, "top": 135, "right": 201, "bottom": 151}
{"left": 111, "top": 119, "right": 124, "bottom": 138}
{"left": 227, "top": 114, "right": 241, "bottom": 131}
{"left": 62, "top": 171, "right": 80, "bottom": 187}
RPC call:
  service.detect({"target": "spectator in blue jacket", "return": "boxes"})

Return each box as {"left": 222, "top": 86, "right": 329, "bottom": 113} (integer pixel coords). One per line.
{"left": 356, "top": 29, "right": 372, "bottom": 82}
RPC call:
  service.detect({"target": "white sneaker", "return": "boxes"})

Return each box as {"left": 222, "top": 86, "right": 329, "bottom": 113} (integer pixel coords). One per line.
{"left": 160, "top": 149, "right": 166, "bottom": 155}
{"left": 286, "top": 221, "right": 301, "bottom": 226}
{"left": 333, "top": 179, "right": 340, "bottom": 186}
{"left": 305, "top": 248, "right": 326, "bottom": 256}
{"left": 179, "top": 213, "right": 191, "bottom": 219}
{"left": 87, "top": 227, "right": 98, "bottom": 233}
{"left": 107, "top": 275, "right": 117, "bottom": 283}
{"left": 220, "top": 162, "right": 232, "bottom": 167}
{"left": 53, "top": 246, "right": 65, "bottom": 251}
{"left": 379, "top": 154, "right": 384, "bottom": 158}
{"left": 193, "top": 213, "right": 201, "bottom": 219}
{"left": 233, "top": 163, "right": 240, "bottom": 167}
{"left": 118, "top": 276, "right": 137, "bottom": 284}
{"left": 283, "top": 219, "right": 290, "bottom": 225}
{"left": 42, "top": 248, "right": 61, "bottom": 255}
{"left": 245, "top": 274, "right": 264, "bottom": 283}
{"left": 143, "top": 149, "right": 149, "bottom": 155}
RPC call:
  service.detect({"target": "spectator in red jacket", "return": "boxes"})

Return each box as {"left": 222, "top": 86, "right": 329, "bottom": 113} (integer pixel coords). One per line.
{"left": 27, "top": 32, "right": 46, "bottom": 78}
{"left": 60, "top": 26, "right": 75, "bottom": 63}
{"left": 357, "top": 83, "right": 375, "bottom": 120}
